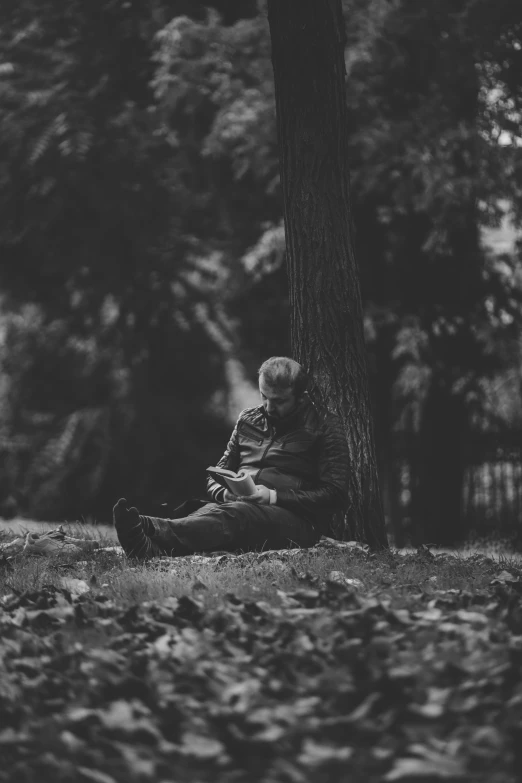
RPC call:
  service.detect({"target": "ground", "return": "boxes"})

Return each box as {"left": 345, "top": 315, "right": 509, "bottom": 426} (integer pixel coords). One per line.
{"left": 1, "top": 521, "right": 522, "bottom": 782}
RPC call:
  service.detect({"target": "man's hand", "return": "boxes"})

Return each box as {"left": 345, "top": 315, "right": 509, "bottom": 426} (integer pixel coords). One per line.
{"left": 223, "top": 489, "right": 235, "bottom": 503}
{"left": 236, "top": 485, "right": 271, "bottom": 505}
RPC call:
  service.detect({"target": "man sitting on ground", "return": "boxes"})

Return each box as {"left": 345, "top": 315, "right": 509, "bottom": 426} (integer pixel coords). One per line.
{"left": 113, "top": 356, "right": 349, "bottom": 559}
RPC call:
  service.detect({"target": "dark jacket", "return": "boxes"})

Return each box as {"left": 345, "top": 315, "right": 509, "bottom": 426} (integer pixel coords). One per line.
{"left": 206, "top": 397, "right": 349, "bottom": 526}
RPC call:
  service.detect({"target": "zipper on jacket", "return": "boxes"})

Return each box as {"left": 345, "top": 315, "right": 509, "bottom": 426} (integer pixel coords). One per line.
{"left": 254, "top": 427, "right": 277, "bottom": 483}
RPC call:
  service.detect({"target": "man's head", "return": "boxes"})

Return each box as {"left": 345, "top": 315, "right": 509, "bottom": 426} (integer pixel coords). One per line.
{"left": 257, "top": 357, "right": 307, "bottom": 419}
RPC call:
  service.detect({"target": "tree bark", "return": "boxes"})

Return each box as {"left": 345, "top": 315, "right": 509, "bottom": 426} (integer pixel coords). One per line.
{"left": 267, "top": 0, "right": 387, "bottom": 548}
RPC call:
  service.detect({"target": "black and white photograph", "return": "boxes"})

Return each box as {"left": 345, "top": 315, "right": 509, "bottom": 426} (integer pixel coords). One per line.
{"left": 1, "top": 1, "right": 522, "bottom": 781}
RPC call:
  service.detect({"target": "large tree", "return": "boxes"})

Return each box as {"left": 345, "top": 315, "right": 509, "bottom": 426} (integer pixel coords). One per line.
{"left": 266, "top": 0, "right": 387, "bottom": 548}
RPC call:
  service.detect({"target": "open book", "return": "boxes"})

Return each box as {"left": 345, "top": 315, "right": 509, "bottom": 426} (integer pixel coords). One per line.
{"left": 206, "top": 466, "right": 257, "bottom": 497}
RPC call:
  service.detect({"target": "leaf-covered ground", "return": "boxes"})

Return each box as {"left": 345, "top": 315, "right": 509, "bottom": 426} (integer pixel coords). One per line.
{"left": 1, "top": 536, "right": 522, "bottom": 782}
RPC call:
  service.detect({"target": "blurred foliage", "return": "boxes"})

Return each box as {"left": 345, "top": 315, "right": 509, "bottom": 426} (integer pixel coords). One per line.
{"left": 342, "top": 0, "right": 522, "bottom": 542}
{"left": 0, "top": 0, "right": 521, "bottom": 535}
{"left": 0, "top": 0, "right": 235, "bottom": 520}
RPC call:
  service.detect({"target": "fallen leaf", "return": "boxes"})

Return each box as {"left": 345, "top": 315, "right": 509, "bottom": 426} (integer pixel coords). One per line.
{"left": 0, "top": 537, "right": 26, "bottom": 557}
{"left": 60, "top": 730, "right": 84, "bottom": 753}
{"left": 455, "top": 610, "right": 488, "bottom": 625}
{"left": 179, "top": 732, "right": 226, "bottom": 760}
{"left": 152, "top": 633, "right": 173, "bottom": 658}
{"left": 348, "top": 693, "right": 380, "bottom": 722}
{"left": 221, "top": 679, "right": 261, "bottom": 712}
{"left": 252, "top": 724, "right": 286, "bottom": 742}
{"left": 390, "top": 609, "right": 413, "bottom": 625}
{"left": 256, "top": 549, "right": 284, "bottom": 561}
{"left": 491, "top": 570, "right": 520, "bottom": 585}
{"left": 61, "top": 578, "right": 90, "bottom": 596}
{"left": 410, "top": 688, "right": 451, "bottom": 719}
{"left": 470, "top": 726, "right": 503, "bottom": 750}
{"left": 116, "top": 744, "right": 156, "bottom": 779}
{"left": 276, "top": 590, "right": 302, "bottom": 609}
{"left": 318, "top": 537, "right": 369, "bottom": 553}
{"left": 327, "top": 571, "right": 364, "bottom": 589}
{"left": 77, "top": 767, "right": 117, "bottom": 783}
{"left": 286, "top": 589, "right": 321, "bottom": 607}
{"left": 0, "top": 727, "right": 31, "bottom": 745}
{"left": 298, "top": 738, "right": 353, "bottom": 766}
{"left": 385, "top": 756, "right": 466, "bottom": 780}
{"left": 413, "top": 607, "right": 443, "bottom": 623}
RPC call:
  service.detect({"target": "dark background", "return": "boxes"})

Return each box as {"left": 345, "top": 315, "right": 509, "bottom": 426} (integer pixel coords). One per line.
{"left": 0, "top": 0, "right": 521, "bottom": 546}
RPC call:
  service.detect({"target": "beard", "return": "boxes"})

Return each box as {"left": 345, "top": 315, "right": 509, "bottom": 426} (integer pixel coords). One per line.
{"left": 265, "top": 407, "right": 292, "bottom": 422}
{"left": 264, "top": 400, "right": 301, "bottom": 426}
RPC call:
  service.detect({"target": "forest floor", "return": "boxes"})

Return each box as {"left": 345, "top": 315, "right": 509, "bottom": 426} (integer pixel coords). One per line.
{"left": 1, "top": 522, "right": 522, "bottom": 782}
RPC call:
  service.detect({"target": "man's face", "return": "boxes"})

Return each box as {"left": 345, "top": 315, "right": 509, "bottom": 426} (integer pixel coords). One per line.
{"left": 259, "top": 375, "right": 298, "bottom": 419}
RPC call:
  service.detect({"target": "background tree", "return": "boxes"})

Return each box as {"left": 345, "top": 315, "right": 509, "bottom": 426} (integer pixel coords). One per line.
{"left": 0, "top": 0, "right": 233, "bottom": 519}
{"left": 344, "top": 0, "right": 522, "bottom": 544}
{"left": 266, "top": 0, "right": 387, "bottom": 548}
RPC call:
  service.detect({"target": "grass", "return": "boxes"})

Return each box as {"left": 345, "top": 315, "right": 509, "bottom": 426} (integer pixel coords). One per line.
{"left": 0, "top": 524, "right": 518, "bottom": 612}
{"left": 0, "top": 517, "right": 115, "bottom": 540}
{"left": 2, "top": 524, "right": 522, "bottom": 782}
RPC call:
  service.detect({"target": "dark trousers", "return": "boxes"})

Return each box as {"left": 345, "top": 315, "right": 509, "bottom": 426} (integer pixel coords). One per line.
{"left": 117, "top": 500, "right": 320, "bottom": 559}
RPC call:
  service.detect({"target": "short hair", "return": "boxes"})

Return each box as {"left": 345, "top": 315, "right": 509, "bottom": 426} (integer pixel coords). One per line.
{"left": 257, "top": 356, "right": 308, "bottom": 397}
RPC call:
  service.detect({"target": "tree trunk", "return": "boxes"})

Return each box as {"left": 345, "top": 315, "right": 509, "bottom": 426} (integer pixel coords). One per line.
{"left": 267, "top": 0, "right": 387, "bottom": 549}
